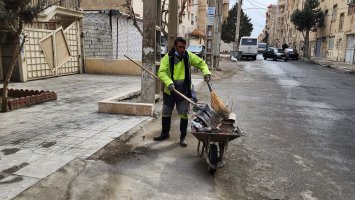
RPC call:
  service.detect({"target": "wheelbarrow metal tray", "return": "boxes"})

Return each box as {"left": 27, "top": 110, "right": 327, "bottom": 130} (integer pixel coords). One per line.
{"left": 191, "top": 131, "right": 240, "bottom": 143}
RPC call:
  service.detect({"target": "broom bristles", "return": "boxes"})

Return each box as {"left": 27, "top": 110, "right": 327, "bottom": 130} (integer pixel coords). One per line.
{"left": 210, "top": 91, "right": 229, "bottom": 119}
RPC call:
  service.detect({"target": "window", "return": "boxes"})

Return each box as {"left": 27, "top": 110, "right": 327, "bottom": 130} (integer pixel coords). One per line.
{"left": 328, "top": 36, "right": 335, "bottom": 49}
{"left": 240, "top": 38, "right": 257, "bottom": 45}
{"left": 324, "top": 10, "right": 328, "bottom": 25}
{"left": 349, "top": 4, "right": 355, "bottom": 15}
{"left": 336, "top": 38, "right": 342, "bottom": 50}
{"left": 339, "top": 13, "right": 344, "bottom": 31}
{"left": 332, "top": 5, "right": 337, "bottom": 21}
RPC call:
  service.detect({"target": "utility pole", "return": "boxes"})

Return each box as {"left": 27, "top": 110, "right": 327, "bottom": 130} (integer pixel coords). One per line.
{"left": 213, "top": 0, "right": 223, "bottom": 70}
{"left": 168, "top": 0, "right": 178, "bottom": 51}
{"left": 155, "top": 0, "right": 162, "bottom": 95}
{"left": 234, "top": 0, "right": 243, "bottom": 51}
{"left": 206, "top": 0, "right": 216, "bottom": 70}
{"left": 141, "top": 0, "right": 159, "bottom": 103}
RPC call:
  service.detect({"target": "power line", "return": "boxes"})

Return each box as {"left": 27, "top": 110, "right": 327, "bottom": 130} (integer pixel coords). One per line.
{"left": 247, "top": 0, "right": 272, "bottom": 8}
{"left": 244, "top": 0, "right": 268, "bottom": 16}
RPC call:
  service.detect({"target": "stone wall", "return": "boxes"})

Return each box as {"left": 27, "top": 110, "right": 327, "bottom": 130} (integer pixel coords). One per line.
{"left": 82, "top": 12, "right": 142, "bottom": 60}
{"left": 83, "top": 13, "right": 113, "bottom": 59}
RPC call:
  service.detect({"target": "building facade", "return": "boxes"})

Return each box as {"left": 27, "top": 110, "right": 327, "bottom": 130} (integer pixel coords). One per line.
{"left": 263, "top": 0, "right": 355, "bottom": 64}
{"left": 132, "top": 0, "right": 229, "bottom": 45}
{"left": 265, "top": 4, "right": 278, "bottom": 47}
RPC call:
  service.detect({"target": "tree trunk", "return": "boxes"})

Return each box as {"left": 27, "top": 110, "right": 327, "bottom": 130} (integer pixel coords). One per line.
{"left": 1, "top": 35, "right": 25, "bottom": 112}
{"left": 304, "top": 30, "right": 310, "bottom": 59}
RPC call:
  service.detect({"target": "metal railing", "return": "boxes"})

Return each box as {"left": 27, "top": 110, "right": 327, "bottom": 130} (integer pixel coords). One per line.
{"left": 31, "top": 0, "right": 80, "bottom": 10}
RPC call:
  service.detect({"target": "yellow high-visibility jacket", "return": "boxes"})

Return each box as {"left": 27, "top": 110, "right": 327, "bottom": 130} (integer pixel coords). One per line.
{"left": 158, "top": 50, "right": 211, "bottom": 96}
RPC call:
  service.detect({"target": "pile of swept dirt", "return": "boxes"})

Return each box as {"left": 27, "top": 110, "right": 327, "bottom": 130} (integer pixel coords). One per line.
{"left": 192, "top": 57, "right": 240, "bottom": 81}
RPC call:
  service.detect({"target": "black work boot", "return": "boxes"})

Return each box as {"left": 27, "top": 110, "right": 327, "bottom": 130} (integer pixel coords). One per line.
{"left": 154, "top": 117, "right": 171, "bottom": 141}
{"left": 180, "top": 118, "right": 188, "bottom": 147}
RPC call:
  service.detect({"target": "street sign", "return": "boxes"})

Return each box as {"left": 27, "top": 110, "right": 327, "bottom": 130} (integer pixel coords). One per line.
{"left": 207, "top": 7, "right": 215, "bottom": 15}
{"left": 207, "top": 7, "right": 215, "bottom": 26}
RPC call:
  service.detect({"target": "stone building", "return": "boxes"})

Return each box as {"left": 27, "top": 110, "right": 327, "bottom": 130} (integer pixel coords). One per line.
{"left": 265, "top": 4, "right": 278, "bottom": 47}
{"left": 264, "top": 0, "right": 355, "bottom": 64}
{"left": 311, "top": 0, "right": 355, "bottom": 63}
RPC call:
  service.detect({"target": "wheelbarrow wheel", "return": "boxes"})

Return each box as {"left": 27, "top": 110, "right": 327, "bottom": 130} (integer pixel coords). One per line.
{"left": 208, "top": 144, "right": 218, "bottom": 175}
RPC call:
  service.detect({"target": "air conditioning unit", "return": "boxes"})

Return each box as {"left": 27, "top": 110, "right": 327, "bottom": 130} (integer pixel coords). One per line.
{"left": 348, "top": 0, "right": 355, "bottom": 5}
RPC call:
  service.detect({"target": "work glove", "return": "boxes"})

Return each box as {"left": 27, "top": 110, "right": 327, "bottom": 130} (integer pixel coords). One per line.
{"left": 168, "top": 84, "right": 175, "bottom": 92}
{"left": 203, "top": 74, "right": 211, "bottom": 82}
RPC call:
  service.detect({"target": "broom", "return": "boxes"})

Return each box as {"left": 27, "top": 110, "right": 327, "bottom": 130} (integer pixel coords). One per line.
{"left": 206, "top": 81, "right": 230, "bottom": 119}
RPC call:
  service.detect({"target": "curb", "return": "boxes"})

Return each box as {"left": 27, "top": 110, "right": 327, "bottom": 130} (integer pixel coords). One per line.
{"left": 302, "top": 59, "right": 355, "bottom": 74}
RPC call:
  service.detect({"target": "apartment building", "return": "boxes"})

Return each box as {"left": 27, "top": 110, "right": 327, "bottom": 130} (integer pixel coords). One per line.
{"left": 265, "top": 0, "right": 355, "bottom": 64}
{"left": 265, "top": 4, "right": 278, "bottom": 47}
{"left": 132, "top": 0, "right": 229, "bottom": 45}
{"left": 275, "top": 0, "right": 286, "bottom": 47}
{"left": 312, "top": 0, "right": 354, "bottom": 63}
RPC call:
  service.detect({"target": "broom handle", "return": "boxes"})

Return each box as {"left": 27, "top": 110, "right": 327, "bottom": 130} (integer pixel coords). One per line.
{"left": 124, "top": 55, "right": 199, "bottom": 107}
{"left": 206, "top": 81, "right": 213, "bottom": 92}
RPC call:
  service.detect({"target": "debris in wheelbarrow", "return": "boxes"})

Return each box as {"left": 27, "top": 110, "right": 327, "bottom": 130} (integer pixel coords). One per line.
{"left": 190, "top": 102, "right": 243, "bottom": 175}
{"left": 192, "top": 103, "right": 221, "bottom": 130}
{"left": 191, "top": 103, "right": 241, "bottom": 134}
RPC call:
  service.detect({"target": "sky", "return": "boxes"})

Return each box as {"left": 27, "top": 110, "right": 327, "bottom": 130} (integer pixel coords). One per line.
{"left": 229, "top": 0, "right": 278, "bottom": 37}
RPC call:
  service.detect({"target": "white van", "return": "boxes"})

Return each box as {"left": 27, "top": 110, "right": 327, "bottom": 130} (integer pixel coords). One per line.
{"left": 239, "top": 36, "right": 258, "bottom": 60}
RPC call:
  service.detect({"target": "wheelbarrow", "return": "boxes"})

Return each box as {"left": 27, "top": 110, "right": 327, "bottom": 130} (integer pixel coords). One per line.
{"left": 190, "top": 103, "right": 243, "bottom": 175}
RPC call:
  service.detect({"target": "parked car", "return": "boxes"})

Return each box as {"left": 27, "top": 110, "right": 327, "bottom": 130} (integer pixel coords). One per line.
{"left": 285, "top": 48, "right": 299, "bottom": 60}
{"left": 257, "top": 42, "right": 267, "bottom": 53}
{"left": 161, "top": 35, "right": 168, "bottom": 57}
{"left": 263, "top": 47, "right": 288, "bottom": 61}
{"left": 186, "top": 44, "right": 205, "bottom": 59}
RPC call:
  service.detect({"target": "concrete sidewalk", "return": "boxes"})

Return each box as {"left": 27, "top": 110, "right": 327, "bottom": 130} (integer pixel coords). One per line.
{"left": 308, "top": 57, "right": 355, "bottom": 74}
{"left": 0, "top": 73, "right": 203, "bottom": 200}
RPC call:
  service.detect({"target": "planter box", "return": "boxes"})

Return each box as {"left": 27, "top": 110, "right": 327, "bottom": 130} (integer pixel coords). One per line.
{"left": 98, "top": 91, "right": 159, "bottom": 116}
{"left": 1, "top": 88, "right": 57, "bottom": 111}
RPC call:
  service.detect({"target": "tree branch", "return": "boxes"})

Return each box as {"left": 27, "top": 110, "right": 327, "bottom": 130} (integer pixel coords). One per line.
{"left": 123, "top": 0, "right": 143, "bottom": 36}
{"left": 178, "top": 0, "right": 188, "bottom": 24}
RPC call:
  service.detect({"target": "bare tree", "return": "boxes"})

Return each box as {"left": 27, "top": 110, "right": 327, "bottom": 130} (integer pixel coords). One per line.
{"left": 178, "top": 0, "right": 188, "bottom": 24}
{"left": 122, "top": 0, "right": 143, "bottom": 36}
{"left": 122, "top": 0, "right": 188, "bottom": 40}
{"left": 160, "top": 0, "right": 169, "bottom": 39}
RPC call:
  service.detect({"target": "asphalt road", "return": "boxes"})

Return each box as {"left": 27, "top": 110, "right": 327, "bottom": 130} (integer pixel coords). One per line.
{"left": 213, "top": 55, "right": 355, "bottom": 200}
{"left": 14, "top": 57, "right": 355, "bottom": 200}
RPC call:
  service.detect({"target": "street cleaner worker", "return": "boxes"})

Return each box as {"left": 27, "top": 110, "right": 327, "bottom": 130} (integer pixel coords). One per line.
{"left": 154, "top": 37, "right": 211, "bottom": 147}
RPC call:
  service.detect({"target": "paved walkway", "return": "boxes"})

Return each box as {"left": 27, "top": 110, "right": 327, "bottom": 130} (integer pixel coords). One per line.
{"left": 0, "top": 73, "right": 203, "bottom": 200}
